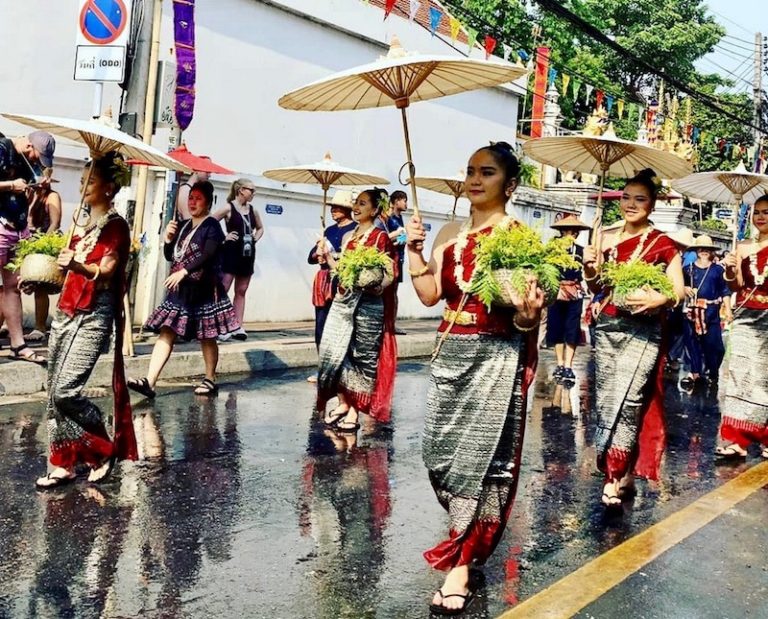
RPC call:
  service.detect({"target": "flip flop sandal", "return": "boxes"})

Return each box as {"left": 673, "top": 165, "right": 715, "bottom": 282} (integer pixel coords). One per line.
{"left": 714, "top": 445, "right": 747, "bottom": 460}
{"left": 127, "top": 377, "right": 156, "bottom": 399}
{"left": 323, "top": 407, "right": 349, "bottom": 427}
{"left": 25, "top": 329, "right": 46, "bottom": 342}
{"left": 88, "top": 457, "right": 117, "bottom": 484}
{"left": 335, "top": 421, "right": 361, "bottom": 434}
{"left": 10, "top": 345, "right": 47, "bottom": 367}
{"left": 429, "top": 589, "right": 476, "bottom": 616}
{"left": 35, "top": 472, "right": 76, "bottom": 490}
{"left": 194, "top": 378, "right": 219, "bottom": 396}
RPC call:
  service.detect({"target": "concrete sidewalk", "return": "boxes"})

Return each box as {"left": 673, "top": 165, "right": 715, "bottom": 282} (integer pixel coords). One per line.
{"left": 0, "top": 319, "right": 438, "bottom": 399}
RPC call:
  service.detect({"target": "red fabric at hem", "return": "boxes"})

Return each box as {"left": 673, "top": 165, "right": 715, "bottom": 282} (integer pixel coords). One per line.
{"left": 721, "top": 416, "right": 768, "bottom": 447}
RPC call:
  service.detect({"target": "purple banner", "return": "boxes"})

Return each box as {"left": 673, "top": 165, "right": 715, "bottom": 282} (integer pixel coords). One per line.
{"left": 173, "top": 0, "right": 196, "bottom": 131}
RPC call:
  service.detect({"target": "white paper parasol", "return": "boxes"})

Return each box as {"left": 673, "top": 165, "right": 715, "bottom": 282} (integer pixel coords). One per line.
{"left": 278, "top": 36, "right": 527, "bottom": 218}
{"left": 412, "top": 172, "right": 466, "bottom": 220}
{"left": 262, "top": 153, "right": 389, "bottom": 227}
{"left": 672, "top": 162, "right": 768, "bottom": 248}
{"left": 523, "top": 125, "right": 692, "bottom": 242}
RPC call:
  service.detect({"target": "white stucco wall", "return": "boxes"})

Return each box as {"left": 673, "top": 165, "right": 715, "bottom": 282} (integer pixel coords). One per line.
{"left": 0, "top": 0, "right": 525, "bottom": 323}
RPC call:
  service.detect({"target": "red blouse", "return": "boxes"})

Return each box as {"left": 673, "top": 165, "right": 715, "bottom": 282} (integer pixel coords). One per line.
{"left": 601, "top": 228, "right": 678, "bottom": 317}
{"left": 737, "top": 245, "right": 768, "bottom": 309}
{"left": 440, "top": 227, "right": 516, "bottom": 336}
{"left": 58, "top": 217, "right": 131, "bottom": 317}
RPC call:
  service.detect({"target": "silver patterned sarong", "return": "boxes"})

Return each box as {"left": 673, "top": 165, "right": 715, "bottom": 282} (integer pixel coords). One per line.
{"left": 721, "top": 309, "right": 768, "bottom": 443}
{"left": 594, "top": 313, "right": 663, "bottom": 479}
{"left": 317, "top": 289, "right": 384, "bottom": 410}
{"left": 423, "top": 332, "right": 525, "bottom": 500}
{"left": 46, "top": 292, "right": 115, "bottom": 467}
{"left": 422, "top": 331, "right": 531, "bottom": 569}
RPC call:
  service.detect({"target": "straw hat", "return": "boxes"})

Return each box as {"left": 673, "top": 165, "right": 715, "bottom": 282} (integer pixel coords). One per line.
{"left": 666, "top": 227, "right": 694, "bottom": 247}
{"left": 550, "top": 214, "right": 591, "bottom": 230}
{"left": 688, "top": 234, "right": 719, "bottom": 251}
{"left": 329, "top": 189, "right": 356, "bottom": 209}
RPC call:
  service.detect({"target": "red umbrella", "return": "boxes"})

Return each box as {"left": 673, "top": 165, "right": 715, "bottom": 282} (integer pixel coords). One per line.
{"left": 166, "top": 144, "right": 234, "bottom": 174}
{"left": 126, "top": 143, "right": 235, "bottom": 174}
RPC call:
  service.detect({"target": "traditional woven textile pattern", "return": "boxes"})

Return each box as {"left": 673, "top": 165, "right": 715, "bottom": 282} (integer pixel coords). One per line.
{"left": 594, "top": 314, "right": 661, "bottom": 463}
{"left": 46, "top": 293, "right": 114, "bottom": 462}
{"left": 423, "top": 332, "right": 525, "bottom": 503}
{"left": 318, "top": 289, "right": 384, "bottom": 409}
{"left": 722, "top": 309, "right": 768, "bottom": 432}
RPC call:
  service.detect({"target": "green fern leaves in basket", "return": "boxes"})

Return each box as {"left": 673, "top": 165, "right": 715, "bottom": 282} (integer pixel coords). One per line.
{"left": 335, "top": 245, "right": 394, "bottom": 290}
{"left": 470, "top": 225, "right": 579, "bottom": 309}
{"left": 600, "top": 260, "right": 676, "bottom": 307}
{"left": 6, "top": 231, "right": 67, "bottom": 272}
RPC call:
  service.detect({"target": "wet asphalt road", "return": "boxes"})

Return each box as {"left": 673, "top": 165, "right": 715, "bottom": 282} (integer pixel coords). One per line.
{"left": 0, "top": 352, "right": 766, "bottom": 618}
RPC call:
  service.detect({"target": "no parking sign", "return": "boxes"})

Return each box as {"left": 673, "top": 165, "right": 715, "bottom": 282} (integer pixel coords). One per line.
{"left": 74, "top": 0, "right": 131, "bottom": 82}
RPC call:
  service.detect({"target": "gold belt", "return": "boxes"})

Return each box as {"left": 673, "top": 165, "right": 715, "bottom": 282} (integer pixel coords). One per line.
{"left": 443, "top": 307, "right": 477, "bottom": 326}
{"left": 750, "top": 293, "right": 768, "bottom": 304}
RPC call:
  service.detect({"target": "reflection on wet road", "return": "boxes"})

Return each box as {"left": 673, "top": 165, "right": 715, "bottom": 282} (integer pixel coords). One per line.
{"left": 0, "top": 355, "right": 762, "bottom": 618}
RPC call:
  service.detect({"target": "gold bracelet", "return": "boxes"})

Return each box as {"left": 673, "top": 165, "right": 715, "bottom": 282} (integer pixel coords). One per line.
{"left": 89, "top": 265, "right": 100, "bottom": 281}
{"left": 723, "top": 272, "right": 736, "bottom": 282}
{"left": 584, "top": 272, "right": 599, "bottom": 282}
{"left": 409, "top": 265, "right": 429, "bottom": 277}
{"left": 513, "top": 315, "right": 539, "bottom": 332}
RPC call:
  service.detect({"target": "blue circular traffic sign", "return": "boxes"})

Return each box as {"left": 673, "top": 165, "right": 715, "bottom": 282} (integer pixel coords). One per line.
{"left": 79, "top": 0, "right": 128, "bottom": 45}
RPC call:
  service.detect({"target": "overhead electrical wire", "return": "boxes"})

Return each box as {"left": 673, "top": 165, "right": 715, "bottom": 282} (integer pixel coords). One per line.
{"left": 529, "top": 0, "right": 761, "bottom": 133}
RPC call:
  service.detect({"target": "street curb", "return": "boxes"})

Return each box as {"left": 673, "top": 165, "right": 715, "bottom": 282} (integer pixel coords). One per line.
{"left": 0, "top": 333, "right": 436, "bottom": 399}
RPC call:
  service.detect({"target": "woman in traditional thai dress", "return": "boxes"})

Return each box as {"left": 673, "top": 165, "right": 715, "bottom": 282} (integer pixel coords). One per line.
{"left": 406, "top": 143, "right": 544, "bottom": 615}
{"left": 715, "top": 195, "right": 768, "bottom": 460}
{"left": 35, "top": 152, "right": 137, "bottom": 489}
{"left": 129, "top": 181, "right": 239, "bottom": 398}
{"left": 316, "top": 188, "right": 398, "bottom": 433}
{"left": 583, "top": 169, "right": 684, "bottom": 509}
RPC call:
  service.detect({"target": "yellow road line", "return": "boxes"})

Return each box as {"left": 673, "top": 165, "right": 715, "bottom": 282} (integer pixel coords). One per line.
{"left": 497, "top": 461, "right": 768, "bottom": 619}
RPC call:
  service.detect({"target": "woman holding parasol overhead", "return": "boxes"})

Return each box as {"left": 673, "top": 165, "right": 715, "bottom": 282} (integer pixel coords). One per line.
{"left": 582, "top": 169, "right": 684, "bottom": 510}
{"left": 406, "top": 142, "right": 543, "bottom": 615}
{"left": 35, "top": 152, "right": 137, "bottom": 489}
{"left": 715, "top": 195, "right": 768, "bottom": 461}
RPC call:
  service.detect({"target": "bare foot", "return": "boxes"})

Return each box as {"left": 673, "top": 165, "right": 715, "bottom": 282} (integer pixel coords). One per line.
{"left": 601, "top": 480, "right": 621, "bottom": 508}
{"left": 431, "top": 565, "right": 470, "bottom": 611}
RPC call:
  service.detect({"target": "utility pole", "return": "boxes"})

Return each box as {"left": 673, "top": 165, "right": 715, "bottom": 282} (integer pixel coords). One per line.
{"left": 754, "top": 32, "right": 763, "bottom": 156}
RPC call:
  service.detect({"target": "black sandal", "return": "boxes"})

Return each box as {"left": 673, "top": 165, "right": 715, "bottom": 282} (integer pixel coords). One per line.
{"left": 127, "top": 377, "right": 156, "bottom": 399}
{"left": 429, "top": 589, "right": 475, "bottom": 616}
{"left": 35, "top": 472, "right": 76, "bottom": 490}
{"left": 323, "top": 407, "right": 349, "bottom": 427}
{"left": 335, "top": 419, "right": 360, "bottom": 434}
{"left": 194, "top": 378, "right": 218, "bottom": 396}
{"left": 714, "top": 445, "right": 747, "bottom": 460}
{"left": 10, "top": 345, "right": 46, "bottom": 367}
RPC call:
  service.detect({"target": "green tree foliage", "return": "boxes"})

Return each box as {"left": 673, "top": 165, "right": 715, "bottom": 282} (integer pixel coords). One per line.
{"left": 453, "top": 0, "right": 744, "bottom": 160}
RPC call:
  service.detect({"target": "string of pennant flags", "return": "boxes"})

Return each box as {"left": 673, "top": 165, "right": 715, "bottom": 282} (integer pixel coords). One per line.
{"left": 363, "top": 0, "right": 761, "bottom": 167}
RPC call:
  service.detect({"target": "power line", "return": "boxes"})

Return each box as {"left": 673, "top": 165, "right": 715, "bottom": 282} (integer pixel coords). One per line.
{"left": 701, "top": 56, "right": 754, "bottom": 89}
{"left": 439, "top": 0, "right": 644, "bottom": 107}
{"left": 711, "top": 10, "right": 753, "bottom": 36}
{"left": 529, "top": 0, "right": 761, "bottom": 133}
{"left": 716, "top": 38, "right": 755, "bottom": 54}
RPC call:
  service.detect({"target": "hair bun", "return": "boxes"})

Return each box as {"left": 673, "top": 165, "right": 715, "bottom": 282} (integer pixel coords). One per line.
{"left": 490, "top": 140, "right": 515, "bottom": 153}
{"left": 635, "top": 168, "right": 657, "bottom": 180}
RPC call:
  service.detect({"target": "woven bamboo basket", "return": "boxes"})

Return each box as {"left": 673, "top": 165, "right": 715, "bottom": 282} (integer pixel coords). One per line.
{"left": 356, "top": 266, "right": 385, "bottom": 290}
{"left": 492, "top": 268, "right": 558, "bottom": 307}
{"left": 19, "top": 254, "right": 65, "bottom": 294}
{"left": 612, "top": 286, "right": 657, "bottom": 314}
